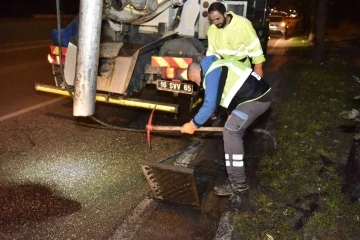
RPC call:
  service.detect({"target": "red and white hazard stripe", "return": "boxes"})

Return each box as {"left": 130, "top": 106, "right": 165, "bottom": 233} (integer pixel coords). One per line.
{"left": 161, "top": 67, "right": 189, "bottom": 80}
{"left": 50, "top": 46, "right": 68, "bottom": 56}
{"left": 151, "top": 56, "right": 192, "bottom": 68}
{"left": 152, "top": 56, "right": 192, "bottom": 80}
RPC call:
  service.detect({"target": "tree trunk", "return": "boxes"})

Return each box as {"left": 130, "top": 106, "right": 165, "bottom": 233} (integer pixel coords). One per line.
{"left": 314, "top": 0, "right": 329, "bottom": 65}
{"left": 308, "top": 2, "right": 317, "bottom": 43}
{"left": 301, "top": 2, "right": 312, "bottom": 34}
{"left": 345, "top": 122, "right": 360, "bottom": 202}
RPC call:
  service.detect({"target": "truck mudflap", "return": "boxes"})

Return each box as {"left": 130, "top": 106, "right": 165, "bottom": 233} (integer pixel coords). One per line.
{"left": 103, "top": 31, "right": 180, "bottom": 96}
{"left": 35, "top": 84, "right": 179, "bottom": 114}
{"left": 57, "top": 32, "right": 179, "bottom": 96}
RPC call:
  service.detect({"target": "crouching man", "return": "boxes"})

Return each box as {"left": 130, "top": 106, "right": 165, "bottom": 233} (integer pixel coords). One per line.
{"left": 180, "top": 56, "right": 272, "bottom": 196}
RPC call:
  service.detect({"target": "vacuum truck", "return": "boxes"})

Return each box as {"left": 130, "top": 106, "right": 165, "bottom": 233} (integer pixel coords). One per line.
{"left": 35, "top": 0, "right": 269, "bottom": 116}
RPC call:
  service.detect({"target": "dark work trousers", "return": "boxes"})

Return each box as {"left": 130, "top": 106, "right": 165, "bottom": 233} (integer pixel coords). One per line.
{"left": 223, "top": 100, "right": 271, "bottom": 184}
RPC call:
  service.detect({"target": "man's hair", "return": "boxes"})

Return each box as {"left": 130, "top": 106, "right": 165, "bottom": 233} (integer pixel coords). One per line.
{"left": 208, "top": 2, "right": 226, "bottom": 15}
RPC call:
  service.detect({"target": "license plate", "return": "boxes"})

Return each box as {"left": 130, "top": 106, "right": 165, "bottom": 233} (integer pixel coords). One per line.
{"left": 156, "top": 80, "right": 193, "bottom": 94}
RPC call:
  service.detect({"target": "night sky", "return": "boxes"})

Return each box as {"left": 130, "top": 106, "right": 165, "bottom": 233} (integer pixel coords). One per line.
{"left": 0, "top": 0, "right": 80, "bottom": 18}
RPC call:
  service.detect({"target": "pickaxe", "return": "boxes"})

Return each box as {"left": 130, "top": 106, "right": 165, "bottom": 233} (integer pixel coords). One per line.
{"left": 146, "top": 108, "right": 223, "bottom": 149}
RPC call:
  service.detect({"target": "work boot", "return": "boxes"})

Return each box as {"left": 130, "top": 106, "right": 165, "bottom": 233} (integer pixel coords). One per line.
{"left": 214, "top": 180, "right": 249, "bottom": 196}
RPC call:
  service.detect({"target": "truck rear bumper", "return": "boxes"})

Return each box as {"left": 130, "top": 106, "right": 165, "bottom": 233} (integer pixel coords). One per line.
{"left": 35, "top": 84, "right": 179, "bottom": 114}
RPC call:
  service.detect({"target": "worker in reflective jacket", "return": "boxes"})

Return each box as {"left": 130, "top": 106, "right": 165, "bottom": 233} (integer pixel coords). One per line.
{"left": 207, "top": 2, "right": 265, "bottom": 78}
{"left": 180, "top": 56, "right": 271, "bottom": 196}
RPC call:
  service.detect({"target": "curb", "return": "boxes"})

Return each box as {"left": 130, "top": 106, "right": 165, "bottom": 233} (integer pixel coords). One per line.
{"left": 212, "top": 37, "right": 287, "bottom": 240}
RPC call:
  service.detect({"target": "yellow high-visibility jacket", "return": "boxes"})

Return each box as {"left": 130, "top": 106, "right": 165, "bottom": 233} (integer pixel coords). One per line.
{"left": 206, "top": 11, "right": 265, "bottom": 67}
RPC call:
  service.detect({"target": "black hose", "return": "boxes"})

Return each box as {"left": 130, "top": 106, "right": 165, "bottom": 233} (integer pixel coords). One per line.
{"left": 169, "top": 6, "right": 183, "bottom": 31}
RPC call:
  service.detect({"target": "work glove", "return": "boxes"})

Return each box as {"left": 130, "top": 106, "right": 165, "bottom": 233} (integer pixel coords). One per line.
{"left": 180, "top": 120, "right": 197, "bottom": 134}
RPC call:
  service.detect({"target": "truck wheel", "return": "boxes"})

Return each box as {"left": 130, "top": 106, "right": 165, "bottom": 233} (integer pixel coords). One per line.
{"left": 157, "top": 37, "right": 205, "bottom": 117}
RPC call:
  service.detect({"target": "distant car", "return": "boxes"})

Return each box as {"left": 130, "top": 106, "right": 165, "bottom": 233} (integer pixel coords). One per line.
{"left": 268, "top": 14, "right": 288, "bottom": 39}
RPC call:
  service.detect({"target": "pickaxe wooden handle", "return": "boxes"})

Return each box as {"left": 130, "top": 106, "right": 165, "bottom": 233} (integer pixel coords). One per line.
{"left": 146, "top": 108, "right": 223, "bottom": 149}
{"left": 146, "top": 125, "right": 223, "bottom": 132}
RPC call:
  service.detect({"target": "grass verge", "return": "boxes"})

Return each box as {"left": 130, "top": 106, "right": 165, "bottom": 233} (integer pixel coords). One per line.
{"left": 233, "top": 35, "right": 360, "bottom": 239}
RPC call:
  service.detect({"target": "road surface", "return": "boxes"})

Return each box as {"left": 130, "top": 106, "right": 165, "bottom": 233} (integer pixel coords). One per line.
{"left": 0, "top": 44, "right": 191, "bottom": 239}
{"left": 0, "top": 32, "right": 290, "bottom": 239}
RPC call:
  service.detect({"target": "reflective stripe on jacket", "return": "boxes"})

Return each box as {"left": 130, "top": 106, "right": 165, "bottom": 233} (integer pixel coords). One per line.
{"left": 206, "top": 12, "right": 265, "bottom": 66}
{"left": 203, "top": 59, "right": 270, "bottom": 110}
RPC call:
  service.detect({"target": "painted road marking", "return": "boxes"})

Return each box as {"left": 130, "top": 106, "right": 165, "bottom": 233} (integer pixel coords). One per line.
{"left": 0, "top": 97, "right": 65, "bottom": 122}
{"left": 0, "top": 44, "right": 48, "bottom": 53}
{"left": 0, "top": 40, "right": 52, "bottom": 53}
{"left": 110, "top": 198, "right": 158, "bottom": 240}
{"left": 267, "top": 38, "right": 282, "bottom": 55}
{"left": 274, "top": 38, "right": 282, "bottom": 47}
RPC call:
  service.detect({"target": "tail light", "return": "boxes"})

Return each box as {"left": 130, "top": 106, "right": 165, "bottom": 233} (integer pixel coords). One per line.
{"left": 47, "top": 54, "right": 65, "bottom": 65}
{"left": 48, "top": 46, "right": 67, "bottom": 65}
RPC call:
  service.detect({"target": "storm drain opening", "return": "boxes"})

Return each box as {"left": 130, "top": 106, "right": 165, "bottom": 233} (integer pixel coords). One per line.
{"left": 141, "top": 162, "right": 201, "bottom": 207}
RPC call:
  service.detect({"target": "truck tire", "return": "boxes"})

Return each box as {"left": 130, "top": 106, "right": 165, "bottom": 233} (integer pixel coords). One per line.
{"left": 157, "top": 37, "right": 205, "bottom": 115}
{"left": 158, "top": 37, "right": 205, "bottom": 61}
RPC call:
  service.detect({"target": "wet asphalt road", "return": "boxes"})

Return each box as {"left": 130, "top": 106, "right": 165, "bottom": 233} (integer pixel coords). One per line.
{"left": 0, "top": 34, "right": 291, "bottom": 239}
{"left": 0, "top": 46, "right": 192, "bottom": 239}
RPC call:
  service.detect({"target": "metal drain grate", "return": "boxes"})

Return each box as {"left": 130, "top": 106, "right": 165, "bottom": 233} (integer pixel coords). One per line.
{"left": 141, "top": 162, "right": 200, "bottom": 206}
